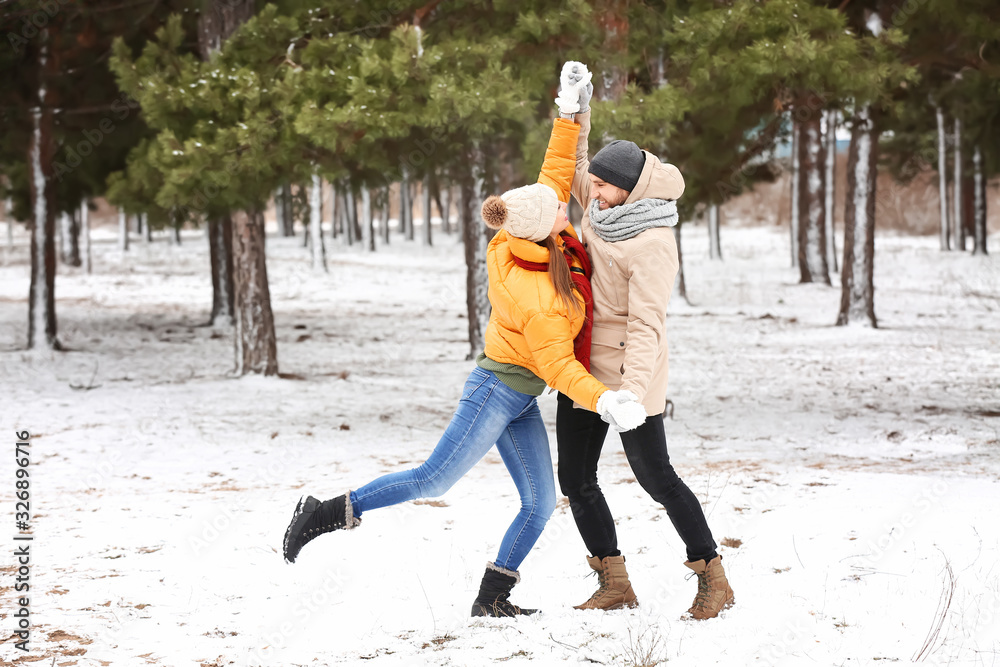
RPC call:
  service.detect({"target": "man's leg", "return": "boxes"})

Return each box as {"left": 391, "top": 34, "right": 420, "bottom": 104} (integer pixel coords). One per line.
{"left": 620, "top": 414, "right": 717, "bottom": 562}
{"left": 556, "top": 392, "right": 618, "bottom": 558}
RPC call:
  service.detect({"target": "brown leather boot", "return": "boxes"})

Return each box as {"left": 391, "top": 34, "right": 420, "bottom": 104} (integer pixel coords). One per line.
{"left": 574, "top": 555, "right": 639, "bottom": 610}
{"left": 684, "top": 555, "right": 734, "bottom": 620}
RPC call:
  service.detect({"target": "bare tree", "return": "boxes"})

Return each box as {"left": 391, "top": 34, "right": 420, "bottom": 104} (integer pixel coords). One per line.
{"left": 837, "top": 105, "right": 878, "bottom": 328}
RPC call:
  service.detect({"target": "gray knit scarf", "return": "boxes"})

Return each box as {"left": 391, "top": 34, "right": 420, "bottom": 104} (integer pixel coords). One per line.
{"left": 588, "top": 198, "right": 678, "bottom": 242}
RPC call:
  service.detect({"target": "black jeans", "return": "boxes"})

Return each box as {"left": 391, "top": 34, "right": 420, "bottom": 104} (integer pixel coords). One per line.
{"left": 556, "top": 392, "right": 718, "bottom": 563}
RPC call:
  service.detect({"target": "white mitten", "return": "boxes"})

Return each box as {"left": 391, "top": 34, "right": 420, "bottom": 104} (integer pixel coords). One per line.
{"left": 555, "top": 61, "right": 593, "bottom": 115}
{"left": 596, "top": 390, "right": 647, "bottom": 432}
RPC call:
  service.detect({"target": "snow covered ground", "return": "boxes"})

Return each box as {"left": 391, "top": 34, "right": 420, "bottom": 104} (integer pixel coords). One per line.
{"left": 1, "top": 224, "right": 998, "bottom": 667}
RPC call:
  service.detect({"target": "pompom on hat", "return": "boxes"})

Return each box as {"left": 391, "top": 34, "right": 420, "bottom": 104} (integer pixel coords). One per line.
{"left": 481, "top": 183, "right": 559, "bottom": 242}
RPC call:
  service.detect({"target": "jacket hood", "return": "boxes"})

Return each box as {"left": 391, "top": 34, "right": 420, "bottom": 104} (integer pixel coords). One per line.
{"left": 624, "top": 152, "right": 685, "bottom": 205}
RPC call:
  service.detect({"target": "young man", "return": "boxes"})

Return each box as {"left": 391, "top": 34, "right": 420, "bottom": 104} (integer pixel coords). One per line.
{"left": 554, "top": 64, "right": 734, "bottom": 620}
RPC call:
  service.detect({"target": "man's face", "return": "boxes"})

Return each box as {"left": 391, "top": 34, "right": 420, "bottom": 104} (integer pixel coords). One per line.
{"left": 588, "top": 174, "right": 630, "bottom": 210}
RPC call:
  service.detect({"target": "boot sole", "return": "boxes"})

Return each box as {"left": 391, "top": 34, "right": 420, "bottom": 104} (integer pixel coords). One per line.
{"left": 574, "top": 598, "right": 639, "bottom": 611}
{"left": 470, "top": 604, "right": 540, "bottom": 618}
{"left": 283, "top": 495, "right": 319, "bottom": 563}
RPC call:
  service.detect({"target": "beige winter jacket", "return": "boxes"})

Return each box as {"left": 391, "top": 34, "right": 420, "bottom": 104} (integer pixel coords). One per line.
{"left": 569, "top": 111, "right": 685, "bottom": 416}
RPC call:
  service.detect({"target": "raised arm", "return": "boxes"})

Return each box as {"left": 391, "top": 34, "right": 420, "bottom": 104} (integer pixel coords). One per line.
{"left": 536, "top": 119, "right": 581, "bottom": 203}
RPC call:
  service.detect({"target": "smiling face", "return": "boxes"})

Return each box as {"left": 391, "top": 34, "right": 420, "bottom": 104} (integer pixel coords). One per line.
{"left": 588, "top": 174, "right": 630, "bottom": 210}
{"left": 550, "top": 200, "right": 570, "bottom": 236}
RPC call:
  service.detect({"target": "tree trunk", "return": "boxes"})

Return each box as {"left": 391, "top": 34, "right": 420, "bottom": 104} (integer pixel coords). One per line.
{"left": 422, "top": 176, "right": 433, "bottom": 246}
{"left": 231, "top": 207, "right": 278, "bottom": 375}
{"left": 344, "top": 188, "right": 357, "bottom": 246}
{"left": 824, "top": 109, "right": 838, "bottom": 273}
{"left": 594, "top": 0, "right": 629, "bottom": 102}
{"left": 118, "top": 210, "right": 129, "bottom": 251}
{"left": 80, "top": 200, "right": 91, "bottom": 274}
{"left": 790, "top": 118, "right": 800, "bottom": 268}
{"left": 58, "top": 211, "right": 80, "bottom": 266}
{"left": 274, "top": 187, "right": 285, "bottom": 235}
{"left": 361, "top": 187, "right": 375, "bottom": 252}
{"left": 197, "top": 0, "right": 254, "bottom": 59}
{"left": 797, "top": 113, "right": 829, "bottom": 285}
{"left": 381, "top": 186, "right": 391, "bottom": 245}
{"left": 172, "top": 220, "right": 182, "bottom": 245}
{"left": 437, "top": 183, "right": 450, "bottom": 235}
{"left": 674, "top": 223, "right": 688, "bottom": 304}
{"left": 5, "top": 197, "right": 13, "bottom": 247}
{"left": 280, "top": 183, "right": 295, "bottom": 237}
{"left": 401, "top": 171, "right": 413, "bottom": 240}
{"left": 330, "top": 185, "right": 341, "bottom": 240}
{"left": 837, "top": 105, "right": 878, "bottom": 328}
{"left": 208, "top": 215, "right": 235, "bottom": 326}
{"left": 936, "top": 106, "right": 950, "bottom": 251}
{"left": 972, "top": 144, "right": 988, "bottom": 256}
{"left": 459, "top": 148, "right": 492, "bottom": 359}
{"left": 28, "top": 30, "right": 59, "bottom": 351}
{"left": 309, "top": 173, "right": 327, "bottom": 271}
{"left": 707, "top": 203, "right": 721, "bottom": 260}
{"left": 953, "top": 117, "right": 964, "bottom": 251}
{"left": 141, "top": 213, "right": 152, "bottom": 243}
{"left": 64, "top": 209, "right": 83, "bottom": 267}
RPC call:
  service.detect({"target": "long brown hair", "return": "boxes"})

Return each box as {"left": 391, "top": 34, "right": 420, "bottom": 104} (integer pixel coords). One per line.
{"left": 543, "top": 236, "right": 582, "bottom": 317}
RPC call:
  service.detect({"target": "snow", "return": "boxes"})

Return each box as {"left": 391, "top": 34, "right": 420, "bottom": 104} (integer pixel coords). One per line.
{"left": 1, "top": 225, "right": 999, "bottom": 666}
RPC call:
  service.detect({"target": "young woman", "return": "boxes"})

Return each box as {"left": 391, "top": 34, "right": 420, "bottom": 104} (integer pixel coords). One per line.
{"left": 281, "top": 67, "right": 647, "bottom": 618}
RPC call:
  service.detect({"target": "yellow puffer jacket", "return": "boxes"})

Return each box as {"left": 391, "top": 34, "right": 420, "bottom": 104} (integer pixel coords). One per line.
{"left": 483, "top": 118, "right": 607, "bottom": 412}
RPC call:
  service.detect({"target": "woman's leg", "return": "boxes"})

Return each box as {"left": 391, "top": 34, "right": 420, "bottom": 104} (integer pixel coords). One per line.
{"left": 621, "top": 415, "right": 718, "bottom": 563}
{"left": 351, "top": 368, "right": 530, "bottom": 517}
{"left": 491, "top": 398, "right": 557, "bottom": 571}
{"left": 555, "top": 392, "right": 619, "bottom": 558}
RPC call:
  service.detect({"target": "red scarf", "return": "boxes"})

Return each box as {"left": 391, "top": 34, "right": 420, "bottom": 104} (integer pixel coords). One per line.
{"left": 511, "top": 233, "right": 594, "bottom": 372}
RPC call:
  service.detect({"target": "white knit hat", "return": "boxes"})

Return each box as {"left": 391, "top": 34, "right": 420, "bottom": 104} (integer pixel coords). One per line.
{"left": 481, "top": 183, "right": 559, "bottom": 242}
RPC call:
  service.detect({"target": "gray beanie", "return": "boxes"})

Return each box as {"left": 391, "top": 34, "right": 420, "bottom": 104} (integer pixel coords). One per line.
{"left": 588, "top": 140, "right": 645, "bottom": 193}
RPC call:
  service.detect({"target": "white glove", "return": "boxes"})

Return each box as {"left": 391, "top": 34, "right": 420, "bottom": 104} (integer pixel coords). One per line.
{"left": 555, "top": 61, "right": 593, "bottom": 115}
{"left": 596, "top": 390, "right": 647, "bottom": 432}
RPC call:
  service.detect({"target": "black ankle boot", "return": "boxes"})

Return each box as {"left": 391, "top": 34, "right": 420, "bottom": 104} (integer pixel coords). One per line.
{"left": 283, "top": 493, "right": 360, "bottom": 563}
{"left": 470, "top": 563, "right": 539, "bottom": 617}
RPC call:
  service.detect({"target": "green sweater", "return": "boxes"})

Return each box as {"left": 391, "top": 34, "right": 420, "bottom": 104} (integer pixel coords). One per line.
{"left": 475, "top": 352, "right": 546, "bottom": 396}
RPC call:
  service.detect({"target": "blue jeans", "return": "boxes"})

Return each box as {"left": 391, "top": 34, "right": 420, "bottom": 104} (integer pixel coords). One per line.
{"left": 351, "top": 368, "right": 556, "bottom": 572}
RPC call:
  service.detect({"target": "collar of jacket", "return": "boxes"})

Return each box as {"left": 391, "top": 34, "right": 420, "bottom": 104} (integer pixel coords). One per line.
{"left": 503, "top": 223, "right": 580, "bottom": 265}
